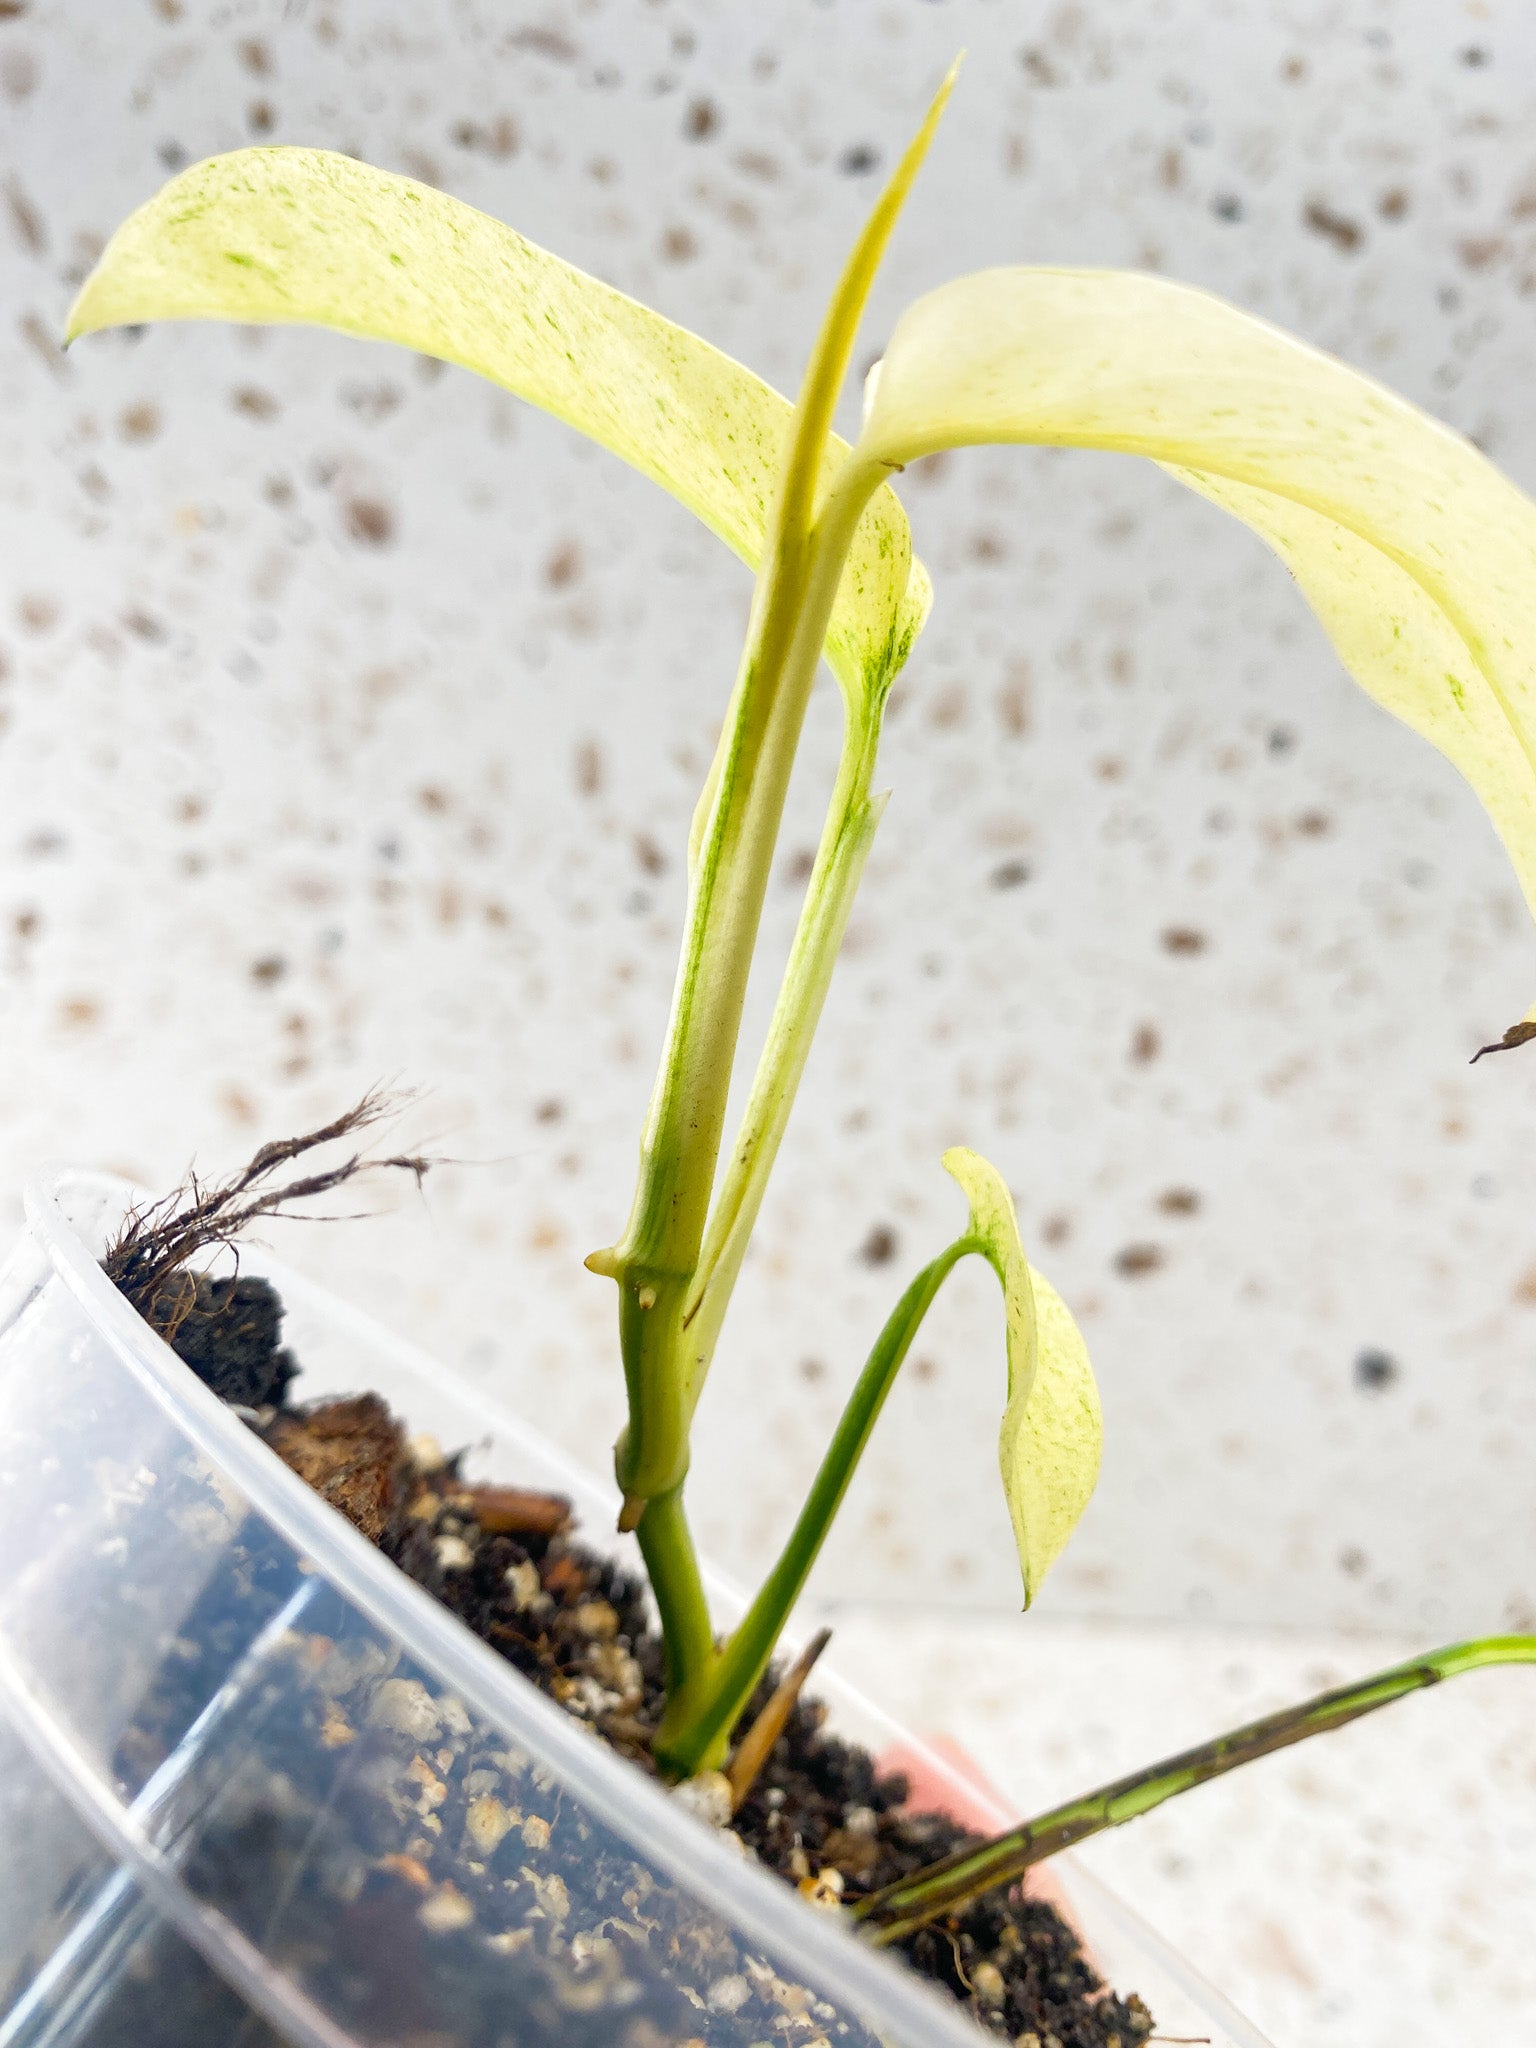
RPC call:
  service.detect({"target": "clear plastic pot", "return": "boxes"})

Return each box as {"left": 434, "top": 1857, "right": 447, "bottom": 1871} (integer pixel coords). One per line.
{"left": 0, "top": 1170, "right": 1275, "bottom": 2048}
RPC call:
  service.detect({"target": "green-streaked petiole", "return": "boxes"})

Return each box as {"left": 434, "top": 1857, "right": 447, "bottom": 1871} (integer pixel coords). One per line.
{"left": 682, "top": 706, "right": 890, "bottom": 1384}
{"left": 854, "top": 1634, "right": 1536, "bottom": 1942}
{"left": 653, "top": 1233, "right": 978, "bottom": 1779}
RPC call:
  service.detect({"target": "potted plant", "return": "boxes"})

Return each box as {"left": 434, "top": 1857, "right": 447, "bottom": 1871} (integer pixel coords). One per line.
{"left": 2, "top": 65, "right": 1532, "bottom": 2048}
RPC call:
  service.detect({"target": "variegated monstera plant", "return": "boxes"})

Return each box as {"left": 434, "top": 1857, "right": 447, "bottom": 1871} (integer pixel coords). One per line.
{"left": 68, "top": 68, "right": 1536, "bottom": 1918}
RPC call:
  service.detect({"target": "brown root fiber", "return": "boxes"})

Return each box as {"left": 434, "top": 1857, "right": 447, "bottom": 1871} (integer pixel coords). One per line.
{"left": 103, "top": 1091, "right": 431, "bottom": 1342}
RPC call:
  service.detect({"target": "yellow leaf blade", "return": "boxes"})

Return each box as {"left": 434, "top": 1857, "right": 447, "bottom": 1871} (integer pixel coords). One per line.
{"left": 861, "top": 267, "right": 1536, "bottom": 1024}
{"left": 942, "top": 1146, "right": 1102, "bottom": 1606}
{"left": 67, "top": 146, "right": 926, "bottom": 708}
{"left": 1173, "top": 464, "right": 1536, "bottom": 910}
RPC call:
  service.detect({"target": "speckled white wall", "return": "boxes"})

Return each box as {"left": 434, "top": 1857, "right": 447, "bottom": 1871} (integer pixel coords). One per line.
{"left": 2, "top": 0, "right": 1534, "bottom": 1638}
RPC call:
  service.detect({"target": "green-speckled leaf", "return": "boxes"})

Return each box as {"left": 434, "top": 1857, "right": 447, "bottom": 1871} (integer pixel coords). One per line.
{"left": 942, "top": 1146, "right": 1102, "bottom": 1606}
{"left": 861, "top": 267, "right": 1536, "bottom": 1031}
{"left": 67, "top": 147, "right": 929, "bottom": 707}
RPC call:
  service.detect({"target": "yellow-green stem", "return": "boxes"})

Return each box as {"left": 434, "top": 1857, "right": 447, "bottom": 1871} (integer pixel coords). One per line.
{"left": 588, "top": 65, "right": 956, "bottom": 1700}
{"left": 594, "top": 454, "right": 887, "bottom": 1533}
{"left": 682, "top": 706, "right": 888, "bottom": 1386}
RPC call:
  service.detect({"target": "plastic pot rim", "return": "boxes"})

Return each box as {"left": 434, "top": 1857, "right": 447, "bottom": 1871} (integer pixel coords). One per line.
{"left": 11, "top": 1164, "right": 1277, "bottom": 2048}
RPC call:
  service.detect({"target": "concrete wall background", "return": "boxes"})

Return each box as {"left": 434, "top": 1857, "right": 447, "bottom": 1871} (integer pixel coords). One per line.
{"left": 2, "top": 0, "right": 1535, "bottom": 1636}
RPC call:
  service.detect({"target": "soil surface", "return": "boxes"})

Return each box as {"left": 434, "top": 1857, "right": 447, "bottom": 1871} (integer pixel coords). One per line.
{"left": 91, "top": 1267, "right": 1156, "bottom": 2048}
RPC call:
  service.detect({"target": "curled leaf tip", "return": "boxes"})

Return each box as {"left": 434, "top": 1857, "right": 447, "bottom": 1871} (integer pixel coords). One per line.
{"left": 939, "top": 1146, "right": 1100, "bottom": 1607}
{"left": 1470, "top": 1019, "right": 1536, "bottom": 1063}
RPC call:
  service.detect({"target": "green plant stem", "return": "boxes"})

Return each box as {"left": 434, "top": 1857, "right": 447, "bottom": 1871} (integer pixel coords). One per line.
{"left": 589, "top": 74, "right": 955, "bottom": 1570}
{"left": 653, "top": 1236, "right": 975, "bottom": 1778}
{"left": 682, "top": 709, "right": 888, "bottom": 1385}
{"left": 595, "top": 455, "right": 888, "bottom": 1539}
{"left": 853, "top": 1634, "right": 1536, "bottom": 1943}
{"left": 634, "top": 1487, "right": 715, "bottom": 1696}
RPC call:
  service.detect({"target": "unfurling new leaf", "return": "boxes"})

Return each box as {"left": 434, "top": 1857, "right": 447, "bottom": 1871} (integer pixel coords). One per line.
{"left": 941, "top": 1147, "right": 1101, "bottom": 1606}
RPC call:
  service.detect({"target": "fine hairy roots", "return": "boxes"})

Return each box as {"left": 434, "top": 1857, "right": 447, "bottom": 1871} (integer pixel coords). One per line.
{"left": 103, "top": 1090, "right": 431, "bottom": 1339}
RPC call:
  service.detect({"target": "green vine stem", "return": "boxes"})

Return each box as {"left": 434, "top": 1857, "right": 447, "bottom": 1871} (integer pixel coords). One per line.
{"left": 633, "top": 1485, "right": 715, "bottom": 1697}
{"left": 654, "top": 1237, "right": 976, "bottom": 1777}
{"left": 600, "top": 457, "right": 890, "bottom": 1698}
{"left": 852, "top": 1634, "right": 1536, "bottom": 1943}
{"left": 584, "top": 82, "right": 957, "bottom": 1745}
{"left": 682, "top": 706, "right": 889, "bottom": 1382}
{"left": 588, "top": 77, "right": 955, "bottom": 1566}
{"left": 590, "top": 453, "right": 884, "bottom": 1523}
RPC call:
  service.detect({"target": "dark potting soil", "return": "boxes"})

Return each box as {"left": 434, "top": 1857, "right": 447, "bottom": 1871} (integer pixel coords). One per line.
{"left": 76, "top": 1268, "right": 1155, "bottom": 2048}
